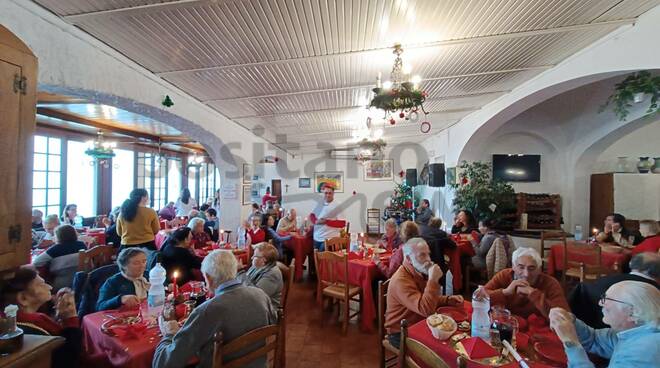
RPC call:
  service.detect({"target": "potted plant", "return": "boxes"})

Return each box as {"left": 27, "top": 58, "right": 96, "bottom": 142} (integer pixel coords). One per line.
{"left": 600, "top": 71, "right": 660, "bottom": 121}
{"left": 450, "top": 161, "right": 517, "bottom": 225}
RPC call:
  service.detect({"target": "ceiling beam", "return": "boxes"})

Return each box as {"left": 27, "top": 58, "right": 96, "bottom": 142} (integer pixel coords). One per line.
{"left": 62, "top": 0, "right": 220, "bottom": 21}
{"left": 156, "top": 19, "right": 632, "bottom": 76}
{"left": 230, "top": 105, "right": 480, "bottom": 121}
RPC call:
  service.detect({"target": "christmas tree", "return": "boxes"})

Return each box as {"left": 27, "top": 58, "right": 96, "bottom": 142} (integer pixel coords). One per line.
{"left": 384, "top": 181, "right": 415, "bottom": 223}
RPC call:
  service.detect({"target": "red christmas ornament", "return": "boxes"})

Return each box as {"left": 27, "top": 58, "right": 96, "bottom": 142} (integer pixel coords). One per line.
{"left": 398, "top": 170, "right": 405, "bottom": 178}
{"left": 399, "top": 112, "right": 405, "bottom": 118}
{"left": 389, "top": 118, "right": 396, "bottom": 125}
{"left": 352, "top": 190, "right": 356, "bottom": 195}
{"left": 461, "top": 177, "right": 469, "bottom": 185}
{"left": 405, "top": 199, "right": 413, "bottom": 209}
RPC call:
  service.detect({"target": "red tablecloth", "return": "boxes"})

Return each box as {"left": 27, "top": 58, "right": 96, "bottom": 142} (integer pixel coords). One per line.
{"left": 84, "top": 230, "right": 107, "bottom": 246}
{"left": 82, "top": 310, "right": 160, "bottom": 368}
{"left": 446, "top": 236, "right": 475, "bottom": 291}
{"left": 546, "top": 242, "right": 632, "bottom": 274}
{"left": 284, "top": 232, "right": 313, "bottom": 281}
{"left": 193, "top": 247, "right": 249, "bottom": 267}
{"left": 407, "top": 302, "right": 563, "bottom": 368}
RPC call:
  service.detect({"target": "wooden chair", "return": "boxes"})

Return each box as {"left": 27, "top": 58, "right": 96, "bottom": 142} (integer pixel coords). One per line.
{"left": 314, "top": 249, "right": 361, "bottom": 334}
{"left": 378, "top": 280, "right": 398, "bottom": 368}
{"left": 276, "top": 262, "right": 293, "bottom": 368}
{"left": 398, "top": 319, "right": 453, "bottom": 368}
{"left": 78, "top": 245, "right": 116, "bottom": 272}
{"left": 562, "top": 242, "right": 617, "bottom": 286}
{"left": 324, "top": 236, "right": 349, "bottom": 252}
{"left": 540, "top": 230, "right": 566, "bottom": 272}
{"left": 212, "top": 310, "right": 282, "bottom": 368}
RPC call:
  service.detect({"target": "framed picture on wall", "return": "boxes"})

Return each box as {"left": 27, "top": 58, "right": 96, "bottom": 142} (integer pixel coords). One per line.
{"left": 313, "top": 171, "right": 344, "bottom": 192}
{"left": 363, "top": 160, "right": 394, "bottom": 181}
{"left": 446, "top": 167, "right": 457, "bottom": 185}
{"left": 299, "top": 177, "right": 311, "bottom": 188}
{"left": 242, "top": 163, "right": 252, "bottom": 184}
{"left": 242, "top": 185, "right": 252, "bottom": 205}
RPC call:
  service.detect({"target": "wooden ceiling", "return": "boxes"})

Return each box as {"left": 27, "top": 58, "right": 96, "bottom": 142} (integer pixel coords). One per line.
{"left": 36, "top": 91, "right": 204, "bottom": 153}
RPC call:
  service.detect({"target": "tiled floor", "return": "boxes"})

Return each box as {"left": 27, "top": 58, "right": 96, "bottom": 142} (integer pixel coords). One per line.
{"left": 285, "top": 276, "right": 381, "bottom": 368}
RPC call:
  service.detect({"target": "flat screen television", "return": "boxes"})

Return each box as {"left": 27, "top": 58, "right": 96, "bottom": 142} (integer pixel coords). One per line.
{"left": 492, "top": 154, "right": 541, "bottom": 182}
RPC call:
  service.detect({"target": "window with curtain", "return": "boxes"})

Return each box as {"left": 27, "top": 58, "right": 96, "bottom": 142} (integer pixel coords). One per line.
{"left": 66, "top": 140, "right": 96, "bottom": 216}
{"left": 111, "top": 148, "right": 135, "bottom": 209}
{"left": 32, "top": 135, "right": 62, "bottom": 217}
{"left": 152, "top": 157, "right": 167, "bottom": 211}
{"left": 136, "top": 152, "right": 152, "bottom": 204}
{"left": 187, "top": 166, "right": 198, "bottom": 204}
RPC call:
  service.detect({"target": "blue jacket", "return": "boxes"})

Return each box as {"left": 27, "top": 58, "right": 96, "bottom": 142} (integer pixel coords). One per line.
{"left": 565, "top": 319, "right": 660, "bottom": 368}
{"left": 96, "top": 273, "right": 142, "bottom": 311}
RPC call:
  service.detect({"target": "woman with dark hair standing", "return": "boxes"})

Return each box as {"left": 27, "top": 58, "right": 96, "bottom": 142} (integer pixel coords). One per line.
{"left": 175, "top": 188, "right": 197, "bottom": 217}
{"left": 160, "top": 227, "right": 202, "bottom": 285}
{"left": 116, "top": 188, "right": 160, "bottom": 251}
{"left": 451, "top": 209, "right": 478, "bottom": 234}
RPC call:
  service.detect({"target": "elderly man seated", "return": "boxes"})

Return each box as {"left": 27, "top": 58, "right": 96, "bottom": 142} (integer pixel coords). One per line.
{"left": 154, "top": 250, "right": 277, "bottom": 368}
{"left": 385, "top": 238, "right": 464, "bottom": 348}
{"left": 239, "top": 242, "right": 283, "bottom": 308}
{"left": 479, "top": 247, "right": 568, "bottom": 318}
{"left": 276, "top": 208, "right": 297, "bottom": 233}
{"left": 550, "top": 281, "right": 660, "bottom": 368}
{"left": 569, "top": 252, "right": 659, "bottom": 328}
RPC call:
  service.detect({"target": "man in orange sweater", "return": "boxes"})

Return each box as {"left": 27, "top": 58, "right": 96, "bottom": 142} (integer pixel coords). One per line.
{"left": 385, "top": 238, "right": 463, "bottom": 348}
{"left": 481, "top": 247, "right": 568, "bottom": 319}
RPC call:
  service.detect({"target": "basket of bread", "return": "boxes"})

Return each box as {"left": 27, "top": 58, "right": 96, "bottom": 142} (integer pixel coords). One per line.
{"left": 426, "top": 313, "right": 457, "bottom": 340}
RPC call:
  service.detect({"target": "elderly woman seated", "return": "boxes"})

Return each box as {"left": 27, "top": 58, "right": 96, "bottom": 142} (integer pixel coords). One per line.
{"left": 377, "top": 218, "right": 403, "bottom": 251}
{"left": 373, "top": 220, "right": 419, "bottom": 279}
{"left": 34, "top": 214, "right": 60, "bottom": 249}
{"left": 96, "top": 248, "right": 149, "bottom": 311}
{"left": 160, "top": 227, "right": 202, "bottom": 286}
{"left": 264, "top": 215, "right": 292, "bottom": 260}
{"left": 0, "top": 267, "right": 81, "bottom": 367}
{"left": 478, "top": 247, "right": 569, "bottom": 318}
{"left": 187, "top": 217, "right": 212, "bottom": 249}
{"left": 550, "top": 281, "right": 660, "bottom": 368}
{"left": 32, "top": 224, "right": 87, "bottom": 292}
{"left": 469, "top": 219, "right": 511, "bottom": 270}
{"left": 239, "top": 242, "right": 283, "bottom": 308}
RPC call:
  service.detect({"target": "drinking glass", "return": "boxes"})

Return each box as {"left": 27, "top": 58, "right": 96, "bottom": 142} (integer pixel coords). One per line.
{"left": 490, "top": 307, "right": 518, "bottom": 348}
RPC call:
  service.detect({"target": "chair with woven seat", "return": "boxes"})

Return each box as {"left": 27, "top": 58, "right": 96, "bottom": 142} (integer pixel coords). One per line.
{"left": 314, "top": 249, "right": 361, "bottom": 334}
{"left": 78, "top": 245, "right": 117, "bottom": 272}
{"left": 540, "top": 230, "right": 566, "bottom": 273}
{"left": 212, "top": 310, "right": 282, "bottom": 368}
{"left": 399, "top": 319, "right": 462, "bottom": 368}
{"left": 562, "top": 242, "right": 618, "bottom": 287}
{"left": 378, "top": 279, "right": 398, "bottom": 368}
{"left": 324, "top": 236, "right": 349, "bottom": 252}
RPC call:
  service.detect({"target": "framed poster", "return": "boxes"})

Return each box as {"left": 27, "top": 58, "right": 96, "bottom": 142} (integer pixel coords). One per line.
{"left": 363, "top": 160, "right": 394, "bottom": 181}
{"left": 446, "top": 167, "right": 457, "bottom": 186}
{"left": 242, "top": 163, "right": 252, "bottom": 184}
{"left": 299, "top": 177, "right": 311, "bottom": 188}
{"left": 313, "top": 171, "right": 344, "bottom": 192}
{"left": 221, "top": 184, "right": 238, "bottom": 199}
{"left": 242, "top": 185, "right": 252, "bottom": 205}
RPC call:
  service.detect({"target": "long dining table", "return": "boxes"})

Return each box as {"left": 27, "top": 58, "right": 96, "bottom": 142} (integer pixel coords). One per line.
{"left": 283, "top": 231, "right": 314, "bottom": 281}
{"left": 545, "top": 241, "right": 632, "bottom": 275}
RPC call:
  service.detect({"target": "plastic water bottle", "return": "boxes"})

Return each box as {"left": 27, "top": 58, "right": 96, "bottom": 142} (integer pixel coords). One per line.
{"left": 147, "top": 263, "right": 166, "bottom": 320}
{"left": 471, "top": 286, "right": 491, "bottom": 341}
{"left": 74, "top": 216, "right": 83, "bottom": 228}
{"left": 350, "top": 233, "right": 359, "bottom": 252}
{"left": 574, "top": 225, "right": 583, "bottom": 241}
{"left": 445, "top": 270, "right": 454, "bottom": 296}
{"left": 237, "top": 226, "right": 246, "bottom": 249}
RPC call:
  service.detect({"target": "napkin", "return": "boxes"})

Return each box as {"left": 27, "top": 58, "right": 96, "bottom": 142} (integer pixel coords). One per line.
{"left": 460, "top": 337, "right": 498, "bottom": 359}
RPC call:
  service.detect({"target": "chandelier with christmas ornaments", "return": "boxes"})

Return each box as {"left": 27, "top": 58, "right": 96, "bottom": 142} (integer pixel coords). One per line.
{"left": 369, "top": 43, "right": 431, "bottom": 134}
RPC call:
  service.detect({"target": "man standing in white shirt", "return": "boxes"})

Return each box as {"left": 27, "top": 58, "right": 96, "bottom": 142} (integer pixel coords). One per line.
{"left": 313, "top": 186, "right": 341, "bottom": 251}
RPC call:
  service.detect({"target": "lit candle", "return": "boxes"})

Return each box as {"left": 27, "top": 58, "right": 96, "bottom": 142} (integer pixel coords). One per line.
{"left": 592, "top": 228, "right": 598, "bottom": 235}
{"left": 360, "top": 232, "right": 365, "bottom": 246}
{"left": 377, "top": 72, "right": 382, "bottom": 88}
{"left": 220, "top": 229, "right": 224, "bottom": 242}
{"left": 172, "top": 270, "right": 179, "bottom": 298}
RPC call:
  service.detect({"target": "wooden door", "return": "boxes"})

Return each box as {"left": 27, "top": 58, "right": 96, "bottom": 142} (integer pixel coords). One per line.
{"left": 0, "top": 25, "right": 37, "bottom": 275}
{"left": 271, "top": 179, "right": 281, "bottom": 203}
{"left": 590, "top": 173, "right": 613, "bottom": 232}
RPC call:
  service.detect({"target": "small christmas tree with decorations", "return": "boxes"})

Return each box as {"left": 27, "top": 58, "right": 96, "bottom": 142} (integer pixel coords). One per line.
{"left": 384, "top": 180, "right": 416, "bottom": 223}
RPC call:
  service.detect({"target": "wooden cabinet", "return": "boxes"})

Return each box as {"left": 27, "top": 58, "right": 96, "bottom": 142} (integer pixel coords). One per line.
{"left": 590, "top": 173, "right": 660, "bottom": 231}
{"left": 0, "top": 25, "right": 37, "bottom": 275}
{"left": 516, "top": 193, "right": 562, "bottom": 230}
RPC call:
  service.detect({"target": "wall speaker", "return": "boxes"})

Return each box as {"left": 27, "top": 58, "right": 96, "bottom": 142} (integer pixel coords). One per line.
{"left": 406, "top": 168, "right": 418, "bottom": 186}
{"left": 429, "top": 163, "right": 446, "bottom": 187}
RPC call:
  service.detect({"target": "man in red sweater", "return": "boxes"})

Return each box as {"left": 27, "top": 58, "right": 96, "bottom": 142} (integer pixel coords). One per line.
{"left": 632, "top": 220, "right": 660, "bottom": 255}
{"left": 481, "top": 247, "right": 568, "bottom": 319}
{"left": 385, "top": 238, "right": 463, "bottom": 348}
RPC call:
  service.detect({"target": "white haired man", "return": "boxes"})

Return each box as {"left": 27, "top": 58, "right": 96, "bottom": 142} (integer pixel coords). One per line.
{"left": 154, "top": 250, "right": 277, "bottom": 368}
{"left": 478, "top": 247, "right": 568, "bottom": 318}
{"left": 550, "top": 281, "right": 660, "bottom": 368}
{"left": 384, "top": 238, "right": 464, "bottom": 348}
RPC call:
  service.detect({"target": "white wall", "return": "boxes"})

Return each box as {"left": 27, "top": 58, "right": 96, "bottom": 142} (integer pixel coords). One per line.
{"left": 593, "top": 120, "right": 660, "bottom": 173}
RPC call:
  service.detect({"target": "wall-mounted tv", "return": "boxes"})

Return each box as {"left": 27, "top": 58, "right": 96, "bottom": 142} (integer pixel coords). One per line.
{"left": 492, "top": 154, "right": 541, "bottom": 182}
